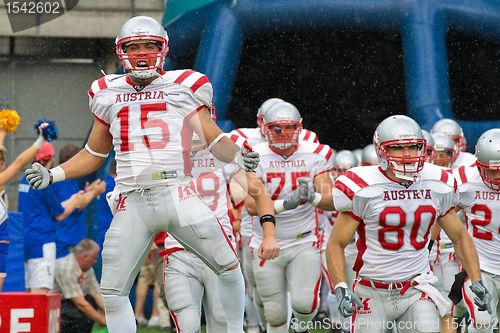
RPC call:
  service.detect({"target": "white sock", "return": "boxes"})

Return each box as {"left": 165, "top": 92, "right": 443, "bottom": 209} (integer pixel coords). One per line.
{"left": 245, "top": 294, "right": 259, "bottom": 327}
{"left": 217, "top": 265, "right": 245, "bottom": 333}
{"left": 286, "top": 291, "right": 293, "bottom": 327}
{"left": 254, "top": 289, "right": 268, "bottom": 330}
{"left": 103, "top": 294, "right": 136, "bottom": 332}
{"left": 267, "top": 322, "right": 289, "bottom": 333}
{"left": 293, "top": 309, "right": 317, "bottom": 333}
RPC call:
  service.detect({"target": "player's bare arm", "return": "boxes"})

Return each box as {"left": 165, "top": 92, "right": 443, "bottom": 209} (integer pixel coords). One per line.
{"left": 313, "top": 172, "right": 334, "bottom": 211}
{"left": 231, "top": 171, "right": 280, "bottom": 259}
{"left": 190, "top": 108, "right": 240, "bottom": 162}
{"left": 438, "top": 209, "right": 481, "bottom": 282}
{"left": 58, "top": 119, "right": 112, "bottom": 179}
{"left": 326, "top": 212, "right": 359, "bottom": 287}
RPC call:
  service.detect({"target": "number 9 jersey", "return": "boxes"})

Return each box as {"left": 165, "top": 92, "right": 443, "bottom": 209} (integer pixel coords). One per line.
{"left": 333, "top": 163, "right": 457, "bottom": 282}
{"left": 88, "top": 69, "right": 212, "bottom": 187}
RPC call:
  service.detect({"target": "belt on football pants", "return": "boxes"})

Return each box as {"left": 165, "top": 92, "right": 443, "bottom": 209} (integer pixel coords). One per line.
{"left": 358, "top": 278, "right": 419, "bottom": 295}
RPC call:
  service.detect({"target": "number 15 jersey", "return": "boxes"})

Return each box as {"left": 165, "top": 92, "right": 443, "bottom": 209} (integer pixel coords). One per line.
{"left": 88, "top": 69, "right": 212, "bottom": 187}
{"left": 333, "top": 164, "right": 457, "bottom": 282}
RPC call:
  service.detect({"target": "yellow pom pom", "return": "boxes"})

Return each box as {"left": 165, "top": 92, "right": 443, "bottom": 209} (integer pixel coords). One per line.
{"left": 0, "top": 109, "right": 21, "bottom": 133}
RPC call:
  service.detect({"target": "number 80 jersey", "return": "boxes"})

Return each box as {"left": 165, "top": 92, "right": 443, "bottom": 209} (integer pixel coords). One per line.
{"left": 333, "top": 163, "right": 457, "bottom": 282}
{"left": 88, "top": 69, "right": 212, "bottom": 187}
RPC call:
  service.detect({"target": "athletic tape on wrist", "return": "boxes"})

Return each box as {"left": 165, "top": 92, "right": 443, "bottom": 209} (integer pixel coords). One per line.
{"left": 334, "top": 282, "right": 348, "bottom": 290}
{"left": 49, "top": 166, "right": 65, "bottom": 183}
{"left": 273, "top": 200, "right": 286, "bottom": 214}
{"left": 312, "top": 193, "right": 322, "bottom": 206}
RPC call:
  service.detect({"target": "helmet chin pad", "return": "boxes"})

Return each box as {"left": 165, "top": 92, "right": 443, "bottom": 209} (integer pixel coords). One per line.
{"left": 477, "top": 161, "right": 500, "bottom": 190}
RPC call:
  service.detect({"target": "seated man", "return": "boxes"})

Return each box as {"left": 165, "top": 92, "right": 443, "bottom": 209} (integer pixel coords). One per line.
{"left": 52, "top": 239, "right": 106, "bottom": 333}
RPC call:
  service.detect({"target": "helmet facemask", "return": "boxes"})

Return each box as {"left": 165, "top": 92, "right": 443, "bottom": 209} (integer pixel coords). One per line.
{"left": 116, "top": 35, "right": 168, "bottom": 80}
{"left": 264, "top": 121, "right": 302, "bottom": 157}
{"left": 477, "top": 160, "right": 500, "bottom": 190}
{"left": 377, "top": 138, "right": 427, "bottom": 181}
{"left": 425, "top": 145, "right": 435, "bottom": 163}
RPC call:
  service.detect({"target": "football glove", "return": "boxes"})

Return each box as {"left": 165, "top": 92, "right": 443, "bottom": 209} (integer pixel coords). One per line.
{"left": 470, "top": 280, "right": 492, "bottom": 314}
{"left": 25, "top": 162, "right": 52, "bottom": 189}
{"left": 334, "top": 283, "right": 363, "bottom": 318}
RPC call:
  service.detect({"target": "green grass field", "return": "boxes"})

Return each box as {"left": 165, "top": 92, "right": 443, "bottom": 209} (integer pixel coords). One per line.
{"left": 92, "top": 326, "right": 331, "bottom": 332}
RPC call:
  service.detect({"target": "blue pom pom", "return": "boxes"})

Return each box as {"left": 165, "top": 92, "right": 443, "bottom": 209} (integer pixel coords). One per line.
{"left": 34, "top": 119, "right": 58, "bottom": 142}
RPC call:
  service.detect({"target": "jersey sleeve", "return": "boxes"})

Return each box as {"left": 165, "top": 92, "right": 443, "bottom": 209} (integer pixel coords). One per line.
{"left": 88, "top": 77, "right": 110, "bottom": 127}
{"left": 172, "top": 70, "right": 213, "bottom": 109}
{"left": 332, "top": 170, "right": 369, "bottom": 221}
{"left": 453, "top": 167, "right": 474, "bottom": 210}
{"left": 435, "top": 171, "right": 458, "bottom": 217}
{"left": 311, "top": 144, "right": 334, "bottom": 177}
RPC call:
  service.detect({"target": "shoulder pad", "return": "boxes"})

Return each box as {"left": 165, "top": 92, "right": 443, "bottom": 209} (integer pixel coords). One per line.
{"left": 170, "top": 69, "right": 212, "bottom": 107}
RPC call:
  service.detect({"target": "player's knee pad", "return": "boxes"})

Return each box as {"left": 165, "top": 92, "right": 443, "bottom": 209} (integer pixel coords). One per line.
{"left": 291, "top": 291, "right": 317, "bottom": 315}
{"left": 102, "top": 294, "right": 129, "bottom": 313}
{"left": 263, "top": 299, "right": 288, "bottom": 326}
{"left": 253, "top": 288, "right": 264, "bottom": 307}
{"left": 172, "top": 308, "right": 202, "bottom": 333}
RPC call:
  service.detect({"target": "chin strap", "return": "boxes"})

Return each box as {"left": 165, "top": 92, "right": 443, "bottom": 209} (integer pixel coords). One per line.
{"left": 393, "top": 170, "right": 420, "bottom": 182}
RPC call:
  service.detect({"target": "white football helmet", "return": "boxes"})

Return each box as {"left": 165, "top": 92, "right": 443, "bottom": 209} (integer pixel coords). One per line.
{"left": 361, "top": 144, "right": 378, "bottom": 166}
{"left": 263, "top": 102, "right": 302, "bottom": 157}
{"left": 475, "top": 128, "right": 500, "bottom": 190}
{"left": 422, "top": 130, "right": 435, "bottom": 163}
{"left": 116, "top": 16, "right": 169, "bottom": 79}
{"left": 432, "top": 133, "right": 457, "bottom": 168}
{"left": 257, "top": 98, "right": 284, "bottom": 137}
{"left": 373, "top": 115, "right": 426, "bottom": 181}
{"left": 430, "top": 118, "right": 466, "bottom": 152}
{"left": 352, "top": 148, "right": 363, "bottom": 166}
{"left": 332, "top": 150, "right": 358, "bottom": 178}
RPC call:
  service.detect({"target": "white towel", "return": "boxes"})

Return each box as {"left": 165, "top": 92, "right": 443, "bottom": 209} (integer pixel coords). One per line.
{"left": 412, "top": 271, "right": 452, "bottom": 317}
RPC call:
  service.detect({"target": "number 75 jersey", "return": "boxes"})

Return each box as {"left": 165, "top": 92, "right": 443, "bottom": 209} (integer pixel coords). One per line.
{"left": 250, "top": 141, "right": 334, "bottom": 250}
{"left": 88, "top": 70, "right": 212, "bottom": 187}
{"left": 455, "top": 165, "right": 500, "bottom": 276}
{"left": 333, "top": 163, "right": 457, "bottom": 282}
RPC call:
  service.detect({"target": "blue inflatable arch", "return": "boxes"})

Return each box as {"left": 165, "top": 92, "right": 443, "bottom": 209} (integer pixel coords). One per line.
{"left": 163, "top": 0, "right": 500, "bottom": 149}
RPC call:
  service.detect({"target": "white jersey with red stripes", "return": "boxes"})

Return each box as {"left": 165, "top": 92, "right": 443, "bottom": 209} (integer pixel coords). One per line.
{"left": 88, "top": 69, "right": 212, "bottom": 187}
{"left": 333, "top": 163, "right": 457, "bottom": 282}
{"left": 317, "top": 209, "right": 336, "bottom": 251}
{"left": 230, "top": 127, "right": 319, "bottom": 238}
{"left": 250, "top": 141, "right": 334, "bottom": 250}
{"left": 451, "top": 151, "right": 477, "bottom": 169}
{"left": 164, "top": 146, "right": 238, "bottom": 250}
{"left": 455, "top": 165, "right": 500, "bottom": 275}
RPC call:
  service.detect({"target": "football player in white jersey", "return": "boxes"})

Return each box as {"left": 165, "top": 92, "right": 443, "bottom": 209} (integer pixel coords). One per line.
{"left": 455, "top": 129, "right": 499, "bottom": 333}
{"left": 431, "top": 118, "right": 476, "bottom": 168}
{"left": 246, "top": 102, "right": 335, "bottom": 333}
{"left": 24, "top": 16, "right": 268, "bottom": 333}
{"left": 327, "top": 115, "right": 490, "bottom": 333}
{"left": 162, "top": 133, "right": 280, "bottom": 333}
{"left": 427, "top": 133, "right": 461, "bottom": 333}
{"left": 230, "top": 98, "right": 320, "bottom": 333}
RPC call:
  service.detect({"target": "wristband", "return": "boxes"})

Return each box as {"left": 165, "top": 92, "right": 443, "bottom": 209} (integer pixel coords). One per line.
{"left": 312, "top": 193, "right": 322, "bottom": 207}
{"left": 260, "top": 214, "right": 276, "bottom": 227}
{"left": 334, "top": 282, "right": 349, "bottom": 290}
{"left": 207, "top": 133, "right": 226, "bottom": 152}
{"left": 273, "top": 200, "right": 286, "bottom": 214}
{"left": 85, "top": 143, "right": 109, "bottom": 158}
{"left": 49, "top": 166, "right": 66, "bottom": 184}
